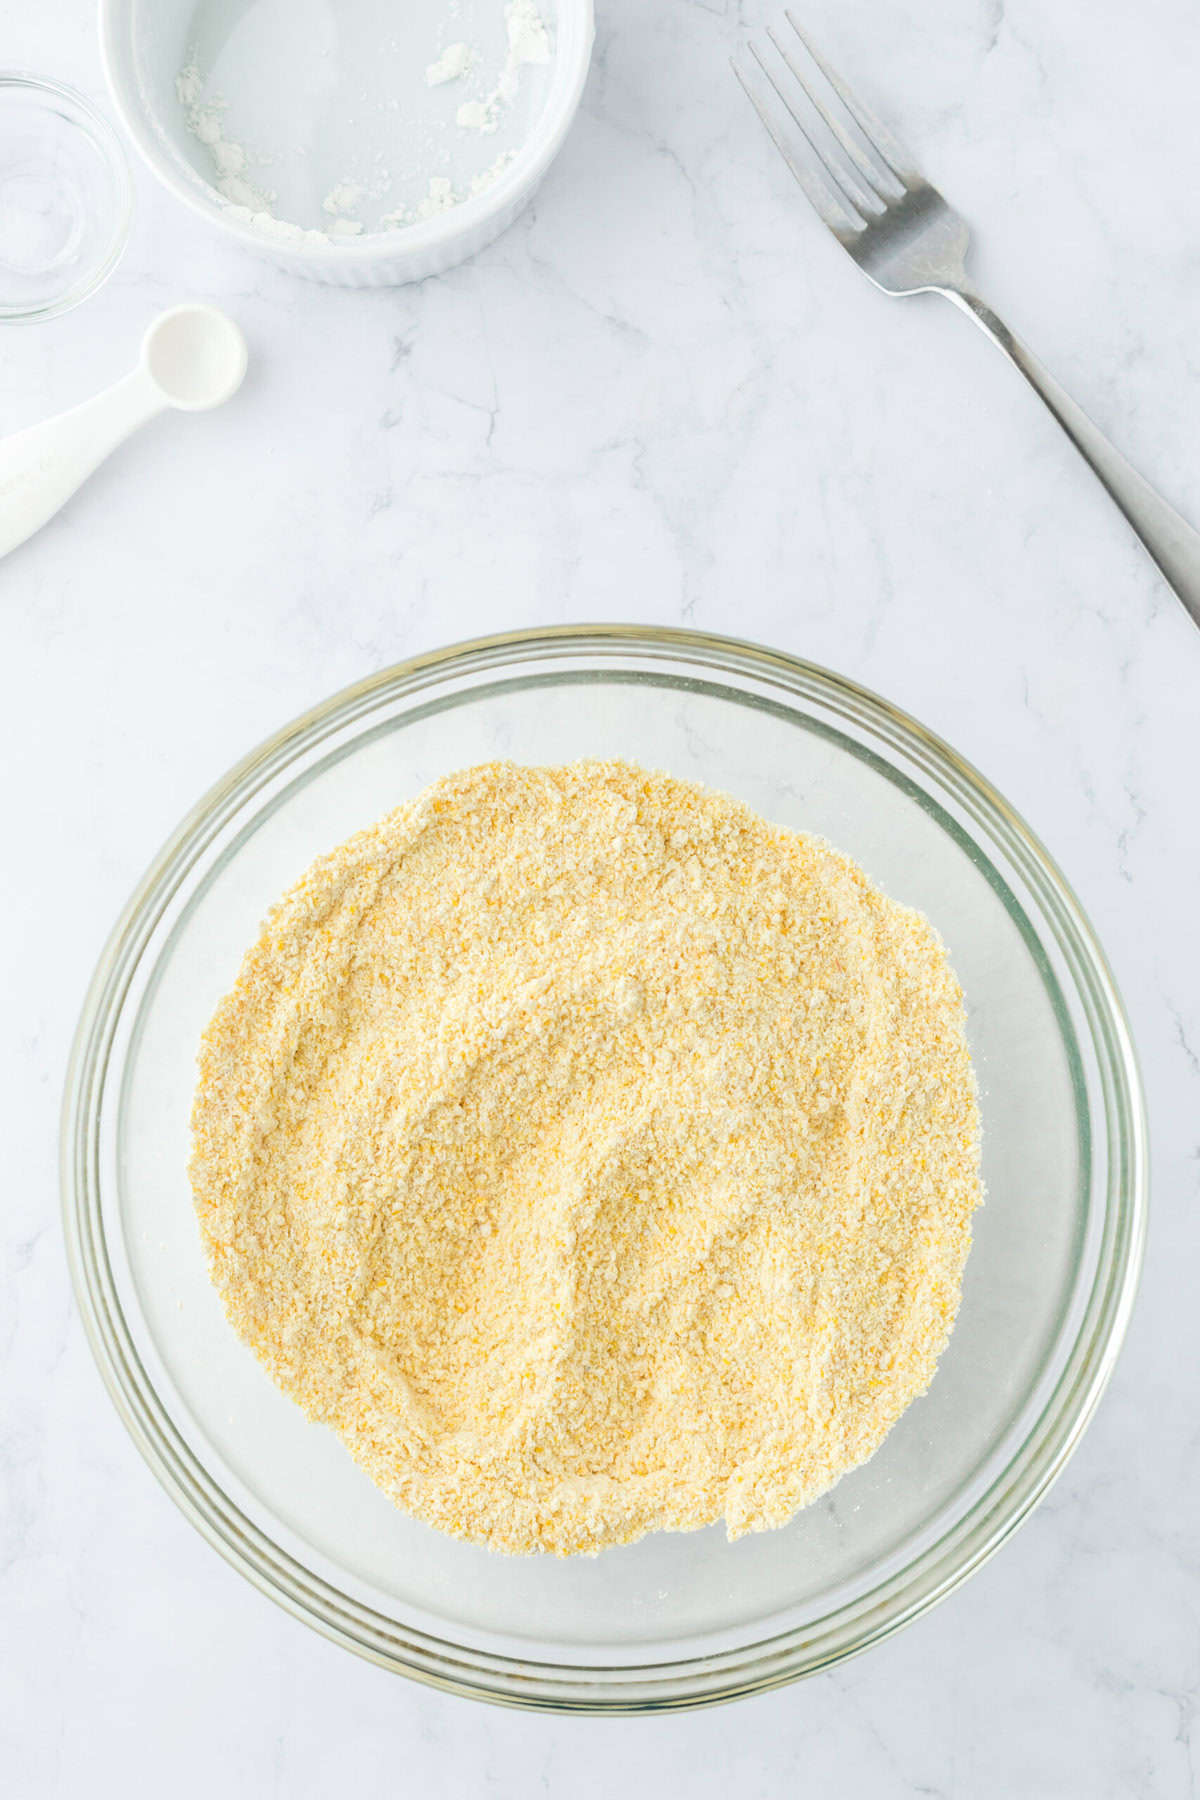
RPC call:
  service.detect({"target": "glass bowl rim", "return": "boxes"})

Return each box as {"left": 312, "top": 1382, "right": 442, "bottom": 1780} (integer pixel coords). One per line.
{"left": 60, "top": 623, "right": 1148, "bottom": 1711}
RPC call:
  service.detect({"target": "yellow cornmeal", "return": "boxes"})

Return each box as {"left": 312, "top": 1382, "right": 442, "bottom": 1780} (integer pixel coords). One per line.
{"left": 190, "top": 761, "right": 982, "bottom": 1556}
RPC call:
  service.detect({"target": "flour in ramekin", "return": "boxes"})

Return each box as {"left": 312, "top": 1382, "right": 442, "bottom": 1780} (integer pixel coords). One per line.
{"left": 175, "top": 1, "right": 549, "bottom": 245}
{"left": 175, "top": 65, "right": 275, "bottom": 215}
{"left": 426, "top": 42, "right": 474, "bottom": 86}
{"left": 456, "top": 0, "right": 550, "bottom": 133}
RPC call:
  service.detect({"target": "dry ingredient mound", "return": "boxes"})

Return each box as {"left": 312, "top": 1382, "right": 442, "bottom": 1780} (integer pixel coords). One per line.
{"left": 190, "top": 761, "right": 982, "bottom": 1556}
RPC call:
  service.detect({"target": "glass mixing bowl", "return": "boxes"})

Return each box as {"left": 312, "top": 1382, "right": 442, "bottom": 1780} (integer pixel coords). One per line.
{"left": 62, "top": 627, "right": 1146, "bottom": 1711}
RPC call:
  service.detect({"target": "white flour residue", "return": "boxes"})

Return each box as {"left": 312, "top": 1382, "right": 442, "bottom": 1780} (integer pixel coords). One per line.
{"left": 456, "top": 0, "right": 550, "bottom": 134}
{"left": 174, "top": 2, "right": 550, "bottom": 245}
{"left": 417, "top": 175, "right": 458, "bottom": 219}
{"left": 378, "top": 152, "right": 515, "bottom": 230}
{"left": 175, "top": 62, "right": 276, "bottom": 212}
{"left": 322, "top": 181, "right": 365, "bottom": 217}
{"left": 426, "top": 42, "right": 473, "bottom": 86}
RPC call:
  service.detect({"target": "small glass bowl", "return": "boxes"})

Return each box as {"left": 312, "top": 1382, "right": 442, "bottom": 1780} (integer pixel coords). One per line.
{"left": 0, "top": 74, "right": 132, "bottom": 321}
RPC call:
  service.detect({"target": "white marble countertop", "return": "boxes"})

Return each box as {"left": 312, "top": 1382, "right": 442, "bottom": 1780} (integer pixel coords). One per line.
{"left": 4, "top": 0, "right": 1198, "bottom": 1792}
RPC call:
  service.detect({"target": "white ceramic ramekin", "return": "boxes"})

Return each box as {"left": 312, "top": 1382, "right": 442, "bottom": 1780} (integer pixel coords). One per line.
{"left": 99, "top": 0, "right": 593, "bottom": 286}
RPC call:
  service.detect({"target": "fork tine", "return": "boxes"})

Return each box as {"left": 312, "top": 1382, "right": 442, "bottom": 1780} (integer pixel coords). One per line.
{"left": 734, "top": 49, "right": 866, "bottom": 243}
{"left": 767, "top": 25, "right": 903, "bottom": 205}
{"left": 764, "top": 26, "right": 891, "bottom": 216}
{"left": 783, "top": 10, "right": 919, "bottom": 187}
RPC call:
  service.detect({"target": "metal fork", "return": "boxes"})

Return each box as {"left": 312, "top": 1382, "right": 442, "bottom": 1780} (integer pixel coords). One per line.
{"left": 735, "top": 14, "right": 1200, "bottom": 632}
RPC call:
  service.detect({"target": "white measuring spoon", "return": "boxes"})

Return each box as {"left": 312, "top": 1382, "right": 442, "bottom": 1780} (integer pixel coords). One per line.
{"left": 0, "top": 303, "right": 247, "bottom": 559}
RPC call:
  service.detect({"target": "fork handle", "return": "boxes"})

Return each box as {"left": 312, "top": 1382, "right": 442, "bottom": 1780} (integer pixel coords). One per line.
{"left": 945, "top": 288, "right": 1200, "bottom": 631}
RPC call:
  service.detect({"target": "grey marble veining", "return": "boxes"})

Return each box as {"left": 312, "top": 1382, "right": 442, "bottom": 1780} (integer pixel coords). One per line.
{"left": 2, "top": 1, "right": 1198, "bottom": 1794}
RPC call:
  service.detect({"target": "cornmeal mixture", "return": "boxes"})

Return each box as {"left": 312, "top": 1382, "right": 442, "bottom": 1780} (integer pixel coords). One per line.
{"left": 190, "top": 761, "right": 982, "bottom": 1556}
